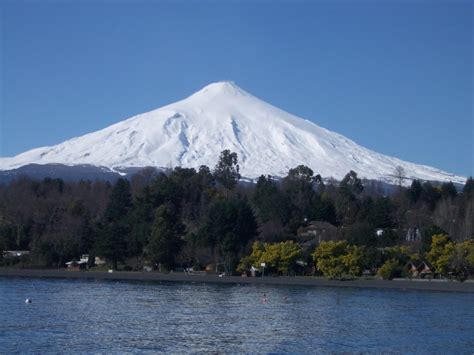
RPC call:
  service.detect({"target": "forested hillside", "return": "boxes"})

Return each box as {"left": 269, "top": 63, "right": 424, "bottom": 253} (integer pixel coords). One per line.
{"left": 1, "top": 150, "right": 472, "bottom": 278}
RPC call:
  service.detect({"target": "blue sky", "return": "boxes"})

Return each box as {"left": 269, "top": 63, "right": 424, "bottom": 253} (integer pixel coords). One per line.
{"left": 1, "top": 0, "right": 472, "bottom": 177}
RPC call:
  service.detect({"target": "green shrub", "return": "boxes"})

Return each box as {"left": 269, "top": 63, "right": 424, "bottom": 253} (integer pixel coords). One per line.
{"left": 378, "top": 258, "right": 403, "bottom": 280}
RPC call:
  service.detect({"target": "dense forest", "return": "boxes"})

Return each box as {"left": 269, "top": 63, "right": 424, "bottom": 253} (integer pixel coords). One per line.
{"left": 1, "top": 150, "right": 473, "bottom": 279}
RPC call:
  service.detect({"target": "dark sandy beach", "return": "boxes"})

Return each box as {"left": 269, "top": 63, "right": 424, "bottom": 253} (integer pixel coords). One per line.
{"left": 1, "top": 269, "right": 473, "bottom": 293}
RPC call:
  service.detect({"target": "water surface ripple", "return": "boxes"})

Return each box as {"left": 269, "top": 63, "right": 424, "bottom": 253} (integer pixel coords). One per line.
{"left": 0, "top": 278, "right": 473, "bottom": 353}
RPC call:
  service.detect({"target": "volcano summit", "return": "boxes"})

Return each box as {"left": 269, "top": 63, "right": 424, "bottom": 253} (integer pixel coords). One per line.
{"left": 0, "top": 82, "right": 465, "bottom": 185}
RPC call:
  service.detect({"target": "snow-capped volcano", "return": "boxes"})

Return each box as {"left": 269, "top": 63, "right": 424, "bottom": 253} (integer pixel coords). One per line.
{"left": 0, "top": 81, "right": 465, "bottom": 185}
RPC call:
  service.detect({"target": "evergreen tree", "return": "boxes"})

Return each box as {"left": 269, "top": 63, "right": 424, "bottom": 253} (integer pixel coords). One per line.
{"left": 339, "top": 170, "right": 364, "bottom": 196}
{"left": 440, "top": 181, "right": 457, "bottom": 199}
{"left": 312, "top": 194, "right": 337, "bottom": 225}
{"left": 421, "top": 182, "right": 441, "bottom": 211}
{"left": 336, "top": 170, "right": 363, "bottom": 225}
{"left": 287, "top": 165, "right": 314, "bottom": 183}
{"left": 346, "top": 222, "right": 377, "bottom": 247}
{"left": 147, "top": 203, "right": 185, "bottom": 271}
{"left": 95, "top": 178, "right": 132, "bottom": 269}
{"left": 314, "top": 174, "right": 325, "bottom": 193}
{"left": 170, "top": 167, "right": 198, "bottom": 203}
{"left": 196, "top": 165, "right": 215, "bottom": 188}
{"left": 128, "top": 186, "right": 154, "bottom": 259}
{"left": 213, "top": 150, "right": 240, "bottom": 192}
{"left": 149, "top": 173, "right": 179, "bottom": 207}
{"left": 198, "top": 197, "right": 257, "bottom": 273}
{"left": 282, "top": 165, "right": 316, "bottom": 233}
{"left": 253, "top": 175, "right": 290, "bottom": 224}
{"left": 407, "top": 180, "right": 423, "bottom": 204}
{"left": 367, "top": 197, "right": 395, "bottom": 228}
{"left": 103, "top": 179, "right": 132, "bottom": 221}
{"left": 462, "top": 177, "right": 474, "bottom": 197}
{"left": 191, "top": 165, "right": 216, "bottom": 221}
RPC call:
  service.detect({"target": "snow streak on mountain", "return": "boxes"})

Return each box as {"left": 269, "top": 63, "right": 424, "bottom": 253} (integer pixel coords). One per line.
{"left": 0, "top": 82, "right": 465, "bottom": 184}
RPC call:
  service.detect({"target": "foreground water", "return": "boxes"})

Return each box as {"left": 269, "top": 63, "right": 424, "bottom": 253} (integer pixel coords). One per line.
{"left": 0, "top": 278, "right": 473, "bottom": 353}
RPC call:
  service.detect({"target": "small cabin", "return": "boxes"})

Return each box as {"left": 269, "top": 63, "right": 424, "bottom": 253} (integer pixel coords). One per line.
{"left": 406, "top": 261, "right": 433, "bottom": 278}
{"left": 407, "top": 262, "right": 419, "bottom": 277}
{"left": 417, "top": 262, "right": 433, "bottom": 278}
{"left": 75, "top": 254, "right": 106, "bottom": 266}
{"left": 65, "top": 260, "right": 87, "bottom": 271}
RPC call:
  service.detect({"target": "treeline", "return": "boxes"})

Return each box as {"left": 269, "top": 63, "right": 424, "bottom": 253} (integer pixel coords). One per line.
{"left": 0, "top": 150, "right": 472, "bottom": 276}
{"left": 312, "top": 236, "right": 474, "bottom": 280}
{"left": 237, "top": 236, "right": 474, "bottom": 281}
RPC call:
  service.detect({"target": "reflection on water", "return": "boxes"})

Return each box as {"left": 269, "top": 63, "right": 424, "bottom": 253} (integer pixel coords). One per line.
{"left": 0, "top": 278, "right": 473, "bottom": 353}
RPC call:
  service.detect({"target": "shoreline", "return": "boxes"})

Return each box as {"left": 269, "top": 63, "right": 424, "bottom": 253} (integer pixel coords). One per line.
{"left": 1, "top": 268, "right": 473, "bottom": 293}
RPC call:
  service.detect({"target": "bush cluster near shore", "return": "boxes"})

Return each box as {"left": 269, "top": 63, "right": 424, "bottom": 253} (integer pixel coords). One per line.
{"left": 0, "top": 150, "right": 473, "bottom": 280}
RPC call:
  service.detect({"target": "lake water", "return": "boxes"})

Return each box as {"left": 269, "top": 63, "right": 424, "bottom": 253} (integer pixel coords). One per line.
{"left": 0, "top": 277, "right": 473, "bottom": 353}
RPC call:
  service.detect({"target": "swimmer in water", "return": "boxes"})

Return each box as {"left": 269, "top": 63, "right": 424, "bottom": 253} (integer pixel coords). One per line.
{"left": 262, "top": 293, "right": 267, "bottom": 304}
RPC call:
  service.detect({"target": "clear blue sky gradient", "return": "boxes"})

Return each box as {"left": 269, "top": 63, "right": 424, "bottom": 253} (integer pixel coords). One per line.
{"left": 1, "top": 0, "right": 472, "bottom": 177}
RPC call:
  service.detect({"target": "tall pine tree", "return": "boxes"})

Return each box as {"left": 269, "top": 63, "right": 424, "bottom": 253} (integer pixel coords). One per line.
{"left": 95, "top": 178, "right": 132, "bottom": 270}
{"left": 147, "top": 203, "right": 185, "bottom": 271}
{"left": 213, "top": 150, "right": 240, "bottom": 193}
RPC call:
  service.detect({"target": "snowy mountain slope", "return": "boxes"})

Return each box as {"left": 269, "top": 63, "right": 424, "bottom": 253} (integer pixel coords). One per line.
{"left": 0, "top": 81, "right": 465, "bottom": 185}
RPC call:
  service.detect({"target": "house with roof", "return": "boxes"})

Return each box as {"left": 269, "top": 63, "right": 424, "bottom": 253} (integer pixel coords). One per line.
{"left": 65, "top": 254, "right": 106, "bottom": 270}
{"left": 406, "top": 261, "right": 433, "bottom": 278}
{"left": 65, "top": 260, "right": 87, "bottom": 271}
{"left": 296, "top": 221, "right": 341, "bottom": 247}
